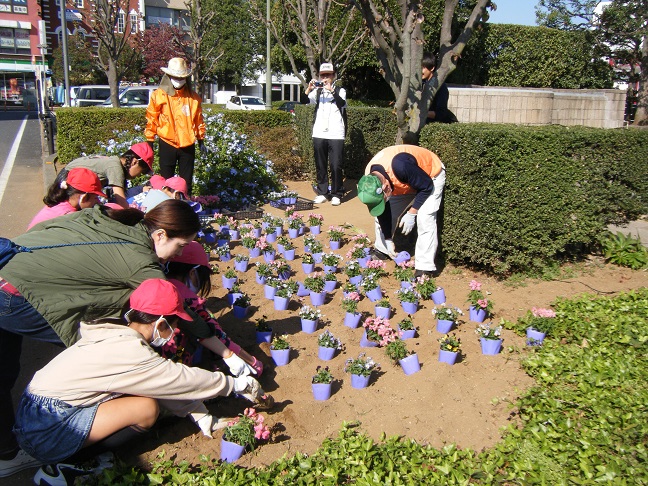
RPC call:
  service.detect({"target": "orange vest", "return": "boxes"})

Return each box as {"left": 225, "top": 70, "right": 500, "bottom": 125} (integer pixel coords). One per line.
{"left": 366, "top": 145, "right": 443, "bottom": 195}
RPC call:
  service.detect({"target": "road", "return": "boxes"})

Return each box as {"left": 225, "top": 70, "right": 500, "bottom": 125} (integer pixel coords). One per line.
{"left": 0, "top": 111, "right": 61, "bottom": 486}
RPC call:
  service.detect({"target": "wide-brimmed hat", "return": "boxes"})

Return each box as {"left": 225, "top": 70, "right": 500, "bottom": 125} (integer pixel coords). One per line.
{"left": 129, "top": 279, "right": 193, "bottom": 321}
{"left": 319, "top": 62, "right": 335, "bottom": 74}
{"left": 357, "top": 174, "right": 386, "bottom": 217}
{"left": 161, "top": 58, "right": 192, "bottom": 78}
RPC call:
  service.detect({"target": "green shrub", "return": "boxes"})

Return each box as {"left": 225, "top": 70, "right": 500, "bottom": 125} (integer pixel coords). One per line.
{"left": 598, "top": 231, "right": 648, "bottom": 270}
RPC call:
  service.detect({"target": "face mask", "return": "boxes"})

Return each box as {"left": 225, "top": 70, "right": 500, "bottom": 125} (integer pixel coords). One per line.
{"left": 170, "top": 78, "right": 186, "bottom": 89}
{"left": 150, "top": 318, "right": 173, "bottom": 348}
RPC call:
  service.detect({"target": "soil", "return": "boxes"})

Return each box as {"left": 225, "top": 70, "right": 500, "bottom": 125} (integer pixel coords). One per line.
{"left": 121, "top": 180, "right": 648, "bottom": 471}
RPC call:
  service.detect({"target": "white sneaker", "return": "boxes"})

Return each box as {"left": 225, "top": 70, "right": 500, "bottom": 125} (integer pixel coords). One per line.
{"left": 0, "top": 449, "right": 43, "bottom": 478}
{"left": 313, "top": 195, "right": 327, "bottom": 204}
{"left": 32, "top": 452, "right": 113, "bottom": 486}
{"left": 331, "top": 197, "right": 341, "bottom": 206}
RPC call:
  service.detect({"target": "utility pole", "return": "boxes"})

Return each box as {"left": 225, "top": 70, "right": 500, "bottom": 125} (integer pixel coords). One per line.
{"left": 59, "top": 0, "right": 71, "bottom": 106}
{"left": 265, "top": 0, "right": 271, "bottom": 109}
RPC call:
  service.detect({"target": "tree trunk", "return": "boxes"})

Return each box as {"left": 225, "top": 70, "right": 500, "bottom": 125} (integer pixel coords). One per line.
{"left": 107, "top": 58, "right": 120, "bottom": 108}
{"left": 632, "top": 34, "right": 647, "bottom": 125}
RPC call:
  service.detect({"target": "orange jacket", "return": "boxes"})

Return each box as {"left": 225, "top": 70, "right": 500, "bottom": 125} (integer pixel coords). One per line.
{"left": 366, "top": 145, "right": 443, "bottom": 195}
{"left": 145, "top": 83, "right": 206, "bottom": 149}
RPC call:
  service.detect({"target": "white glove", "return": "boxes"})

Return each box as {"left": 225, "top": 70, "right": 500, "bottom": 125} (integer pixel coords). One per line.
{"left": 385, "top": 239, "right": 398, "bottom": 259}
{"left": 191, "top": 413, "right": 230, "bottom": 438}
{"left": 399, "top": 212, "right": 417, "bottom": 236}
{"left": 233, "top": 375, "right": 258, "bottom": 394}
{"left": 223, "top": 353, "right": 250, "bottom": 377}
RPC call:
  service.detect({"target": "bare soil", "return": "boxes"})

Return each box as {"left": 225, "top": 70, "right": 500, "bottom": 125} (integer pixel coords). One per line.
{"left": 121, "top": 180, "right": 648, "bottom": 470}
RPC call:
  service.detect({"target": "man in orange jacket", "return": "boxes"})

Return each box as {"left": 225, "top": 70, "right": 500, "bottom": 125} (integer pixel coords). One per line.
{"left": 145, "top": 58, "right": 206, "bottom": 196}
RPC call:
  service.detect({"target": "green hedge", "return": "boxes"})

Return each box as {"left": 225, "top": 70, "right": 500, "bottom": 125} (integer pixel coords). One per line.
{"left": 55, "top": 107, "right": 293, "bottom": 165}
{"left": 421, "top": 123, "right": 648, "bottom": 273}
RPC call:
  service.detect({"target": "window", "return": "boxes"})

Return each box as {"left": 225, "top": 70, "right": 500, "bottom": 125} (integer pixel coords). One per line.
{"left": 73, "top": 0, "right": 83, "bottom": 7}
{"left": 117, "top": 11, "right": 125, "bottom": 33}
{"left": 0, "top": 28, "right": 31, "bottom": 54}
{"left": 129, "top": 12, "right": 138, "bottom": 33}
{"left": 0, "top": 0, "right": 28, "bottom": 15}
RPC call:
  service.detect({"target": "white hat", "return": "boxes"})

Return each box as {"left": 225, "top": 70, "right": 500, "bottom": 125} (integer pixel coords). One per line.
{"left": 319, "top": 63, "right": 335, "bottom": 74}
{"left": 161, "top": 58, "right": 192, "bottom": 78}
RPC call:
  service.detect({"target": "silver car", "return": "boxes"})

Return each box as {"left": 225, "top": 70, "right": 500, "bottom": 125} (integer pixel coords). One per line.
{"left": 100, "top": 86, "right": 159, "bottom": 108}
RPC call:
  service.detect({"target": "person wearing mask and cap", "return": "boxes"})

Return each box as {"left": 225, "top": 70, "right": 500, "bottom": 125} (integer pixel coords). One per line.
{"left": 12, "top": 279, "right": 267, "bottom": 485}
{"left": 28, "top": 168, "right": 106, "bottom": 230}
{"left": 305, "top": 62, "right": 347, "bottom": 206}
{"left": 357, "top": 145, "right": 446, "bottom": 278}
{"left": 145, "top": 58, "right": 206, "bottom": 196}
{"left": 63, "top": 142, "right": 155, "bottom": 209}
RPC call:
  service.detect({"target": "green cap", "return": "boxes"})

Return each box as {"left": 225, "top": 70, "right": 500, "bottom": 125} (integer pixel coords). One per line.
{"left": 357, "top": 174, "right": 386, "bottom": 217}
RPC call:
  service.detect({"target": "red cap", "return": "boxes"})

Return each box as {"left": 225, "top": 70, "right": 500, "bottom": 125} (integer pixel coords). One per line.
{"left": 170, "top": 241, "right": 209, "bottom": 267}
{"left": 149, "top": 175, "right": 166, "bottom": 190}
{"left": 129, "top": 279, "right": 193, "bottom": 321}
{"left": 66, "top": 168, "right": 106, "bottom": 197}
{"left": 164, "top": 176, "right": 188, "bottom": 196}
{"left": 130, "top": 142, "right": 155, "bottom": 173}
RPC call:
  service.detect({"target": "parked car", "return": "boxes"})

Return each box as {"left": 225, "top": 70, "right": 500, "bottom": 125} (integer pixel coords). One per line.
{"left": 100, "top": 86, "right": 159, "bottom": 108}
{"left": 69, "top": 86, "right": 81, "bottom": 107}
{"left": 225, "top": 95, "right": 266, "bottom": 111}
{"left": 76, "top": 85, "right": 111, "bottom": 107}
{"left": 277, "top": 101, "right": 297, "bottom": 114}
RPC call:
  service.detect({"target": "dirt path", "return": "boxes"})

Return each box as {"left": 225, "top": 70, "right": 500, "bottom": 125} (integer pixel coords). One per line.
{"left": 123, "top": 180, "right": 648, "bottom": 469}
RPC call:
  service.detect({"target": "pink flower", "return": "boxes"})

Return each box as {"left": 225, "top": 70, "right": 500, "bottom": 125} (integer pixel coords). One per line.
{"left": 469, "top": 280, "right": 482, "bottom": 291}
{"left": 477, "top": 299, "right": 488, "bottom": 309}
{"left": 348, "top": 291, "right": 361, "bottom": 301}
{"left": 532, "top": 307, "right": 556, "bottom": 318}
{"left": 366, "top": 260, "right": 385, "bottom": 269}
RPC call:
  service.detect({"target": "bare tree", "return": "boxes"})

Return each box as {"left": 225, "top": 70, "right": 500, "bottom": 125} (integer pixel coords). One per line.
{"left": 350, "top": 0, "right": 492, "bottom": 143}
{"left": 87, "top": 0, "right": 141, "bottom": 106}
{"left": 250, "top": 0, "right": 368, "bottom": 88}
{"left": 183, "top": 0, "right": 223, "bottom": 96}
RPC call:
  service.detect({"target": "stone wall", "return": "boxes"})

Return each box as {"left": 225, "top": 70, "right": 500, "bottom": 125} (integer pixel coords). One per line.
{"left": 448, "top": 86, "right": 627, "bottom": 128}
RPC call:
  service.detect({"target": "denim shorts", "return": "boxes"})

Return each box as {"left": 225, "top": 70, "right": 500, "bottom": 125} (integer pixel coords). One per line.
{"left": 13, "top": 390, "right": 99, "bottom": 463}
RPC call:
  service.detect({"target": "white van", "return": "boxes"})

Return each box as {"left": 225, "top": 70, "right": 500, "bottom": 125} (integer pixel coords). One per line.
{"left": 100, "top": 86, "right": 159, "bottom": 108}
{"left": 76, "top": 85, "right": 111, "bottom": 107}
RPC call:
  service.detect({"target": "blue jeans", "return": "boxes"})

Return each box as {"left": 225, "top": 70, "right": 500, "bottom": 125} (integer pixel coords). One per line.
{"left": 0, "top": 288, "right": 62, "bottom": 455}
{"left": 13, "top": 391, "right": 98, "bottom": 463}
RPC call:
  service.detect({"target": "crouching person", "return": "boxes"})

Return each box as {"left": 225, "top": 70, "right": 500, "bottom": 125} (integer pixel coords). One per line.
{"left": 12, "top": 279, "right": 266, "bottom": 484}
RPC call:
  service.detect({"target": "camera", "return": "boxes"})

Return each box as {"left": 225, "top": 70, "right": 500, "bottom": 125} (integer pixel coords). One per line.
{"left": 314, "top": 81, "right": 324, "bottom": 88}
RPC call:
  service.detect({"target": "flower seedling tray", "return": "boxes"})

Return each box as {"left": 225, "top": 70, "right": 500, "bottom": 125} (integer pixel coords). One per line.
{"left": 270, "top": 197, "right": 314, "bottom": 211}
{"left": 198, "top": 214, "right": 216, "bottom": 225}
{"left": 222, "top": 207, "right": 264, "bottom": 220}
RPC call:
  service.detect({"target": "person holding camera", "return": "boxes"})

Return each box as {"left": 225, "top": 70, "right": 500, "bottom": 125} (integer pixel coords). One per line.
{"left": 305, "top": 62, "right": 347, "bottom": 206}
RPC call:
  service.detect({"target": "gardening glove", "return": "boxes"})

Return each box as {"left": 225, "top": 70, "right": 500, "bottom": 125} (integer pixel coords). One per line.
{"left": 224, "top": 353, "right": 250, "bottom": 377}
{"left": 198, "top": 140, "right": 208, "bottom": 156}
{"left": 398, "top": 212, "right": 417, "bottom": 236}
{"left": 384, "top": 239, "right": 398, "bottom": 259}
{"left": 190, "top": 413, "right": 230, "bottom": 438}
{"left": 232, "top": 376, "right": 275, "bottom": 410}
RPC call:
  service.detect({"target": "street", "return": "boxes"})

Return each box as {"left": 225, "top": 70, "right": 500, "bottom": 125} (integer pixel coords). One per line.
{"left": 0, "top": 110, "right": 61, "bottom": 486}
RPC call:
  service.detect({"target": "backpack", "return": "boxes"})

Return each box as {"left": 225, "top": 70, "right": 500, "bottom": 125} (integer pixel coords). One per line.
{"left": 314, "top": 86, "right": 348, "bottom": 136}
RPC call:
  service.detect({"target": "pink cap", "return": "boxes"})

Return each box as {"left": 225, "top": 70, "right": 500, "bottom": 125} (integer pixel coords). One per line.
{"left": 130, "top": 142, "right": 155, "bottom": 173}
{"left": 170, "top": 241, "right": 209, "bottom": 267}
{"left": 149, "top": 175, "right": 166, "bottom": 190}
{"left": 103, "top": 202, "right": 124, "bottom": 210}
{"left": 66, "top": 168, "right": 106, "bottom": 197}
{"left": 129, "top": 279, "right": 193, "bottom": 321}
{"left": 164, "top": 176, "right": 188, "bottom": 196}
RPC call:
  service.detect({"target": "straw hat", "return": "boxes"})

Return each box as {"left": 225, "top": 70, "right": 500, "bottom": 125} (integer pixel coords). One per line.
{"left": 161, "top": 58, "right": 192, "bottom": 78}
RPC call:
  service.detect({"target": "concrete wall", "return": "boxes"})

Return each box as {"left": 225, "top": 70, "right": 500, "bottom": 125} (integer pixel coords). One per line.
{"left": 448, "top": 86, "right": 627, "bottom": 128}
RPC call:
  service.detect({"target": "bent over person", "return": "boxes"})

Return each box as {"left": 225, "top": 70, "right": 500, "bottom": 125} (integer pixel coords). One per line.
{"left": 357, "top": 145, "right": 446, "bottom": 277}
{"left": 145, "top": 58, "right": 206, "bottom": 196}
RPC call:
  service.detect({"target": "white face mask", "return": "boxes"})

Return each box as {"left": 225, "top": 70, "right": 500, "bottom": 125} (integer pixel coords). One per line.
{"left": 150, "top": 318, "right": 173, "bottom": 348}
{"left": 170, "top": 78, "right": 186, "bottom": 89}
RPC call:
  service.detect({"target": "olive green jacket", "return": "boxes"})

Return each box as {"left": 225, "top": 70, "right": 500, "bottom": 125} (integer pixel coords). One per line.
{"left": 0, "top": 206, "right": 163, "bottom": 346}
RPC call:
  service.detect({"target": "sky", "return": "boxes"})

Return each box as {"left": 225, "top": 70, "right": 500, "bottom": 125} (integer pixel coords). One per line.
{"left": 487, "top": 0, "right": 539, "bottom": 26}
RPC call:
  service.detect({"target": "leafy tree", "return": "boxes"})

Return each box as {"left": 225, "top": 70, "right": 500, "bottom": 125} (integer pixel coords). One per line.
{"left": 537, "top": 0, "right": 647, "bottom": 125}
{"left": 140, "top": 24, "right": 188, "bottom": 83}
{"left": 51, "top": 34, "right": 104, "bottom": 85}
{"left": 349, "top": 0, "right": 493, "bottom": 143}
{"left": 250, "top": 0, "right": 368, "bottom": 88}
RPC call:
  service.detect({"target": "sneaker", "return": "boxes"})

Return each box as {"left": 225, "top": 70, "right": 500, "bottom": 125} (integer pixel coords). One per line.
{"left": 369, "top": 248, "right": 391, "bottom": 261}
{"left": 0, "top": 449, "right": 43, "bottom": 478}
{"left": 331, "top": 197, "right": 341, "bottom": 206}
{"left": 33, "top": 453, "right": 113, "bottom": 486}
{"left": 414, "top": 269, "right": 440, "bottom": 278}
{"left": 313, "top": 195, "right": 327, "bottom": 204}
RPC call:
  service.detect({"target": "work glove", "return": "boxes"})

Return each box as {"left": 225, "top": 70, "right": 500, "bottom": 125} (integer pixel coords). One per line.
{"left": 198, "top": 140, "right": 208, "bottom": 156}
{"left": 190, "top": 413, "right": 230, "bottom": 438}
{"left": 385, "top": 239, "right": 398, "bottom": 259}
{"left": 232, "top": 376, "right": 274, "bottom": 410}
{"left": 223, "top": 353, "right": 250, "bottom": 377}
{"left": 398, "top": 212, "right": 417, "bottom": 236}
